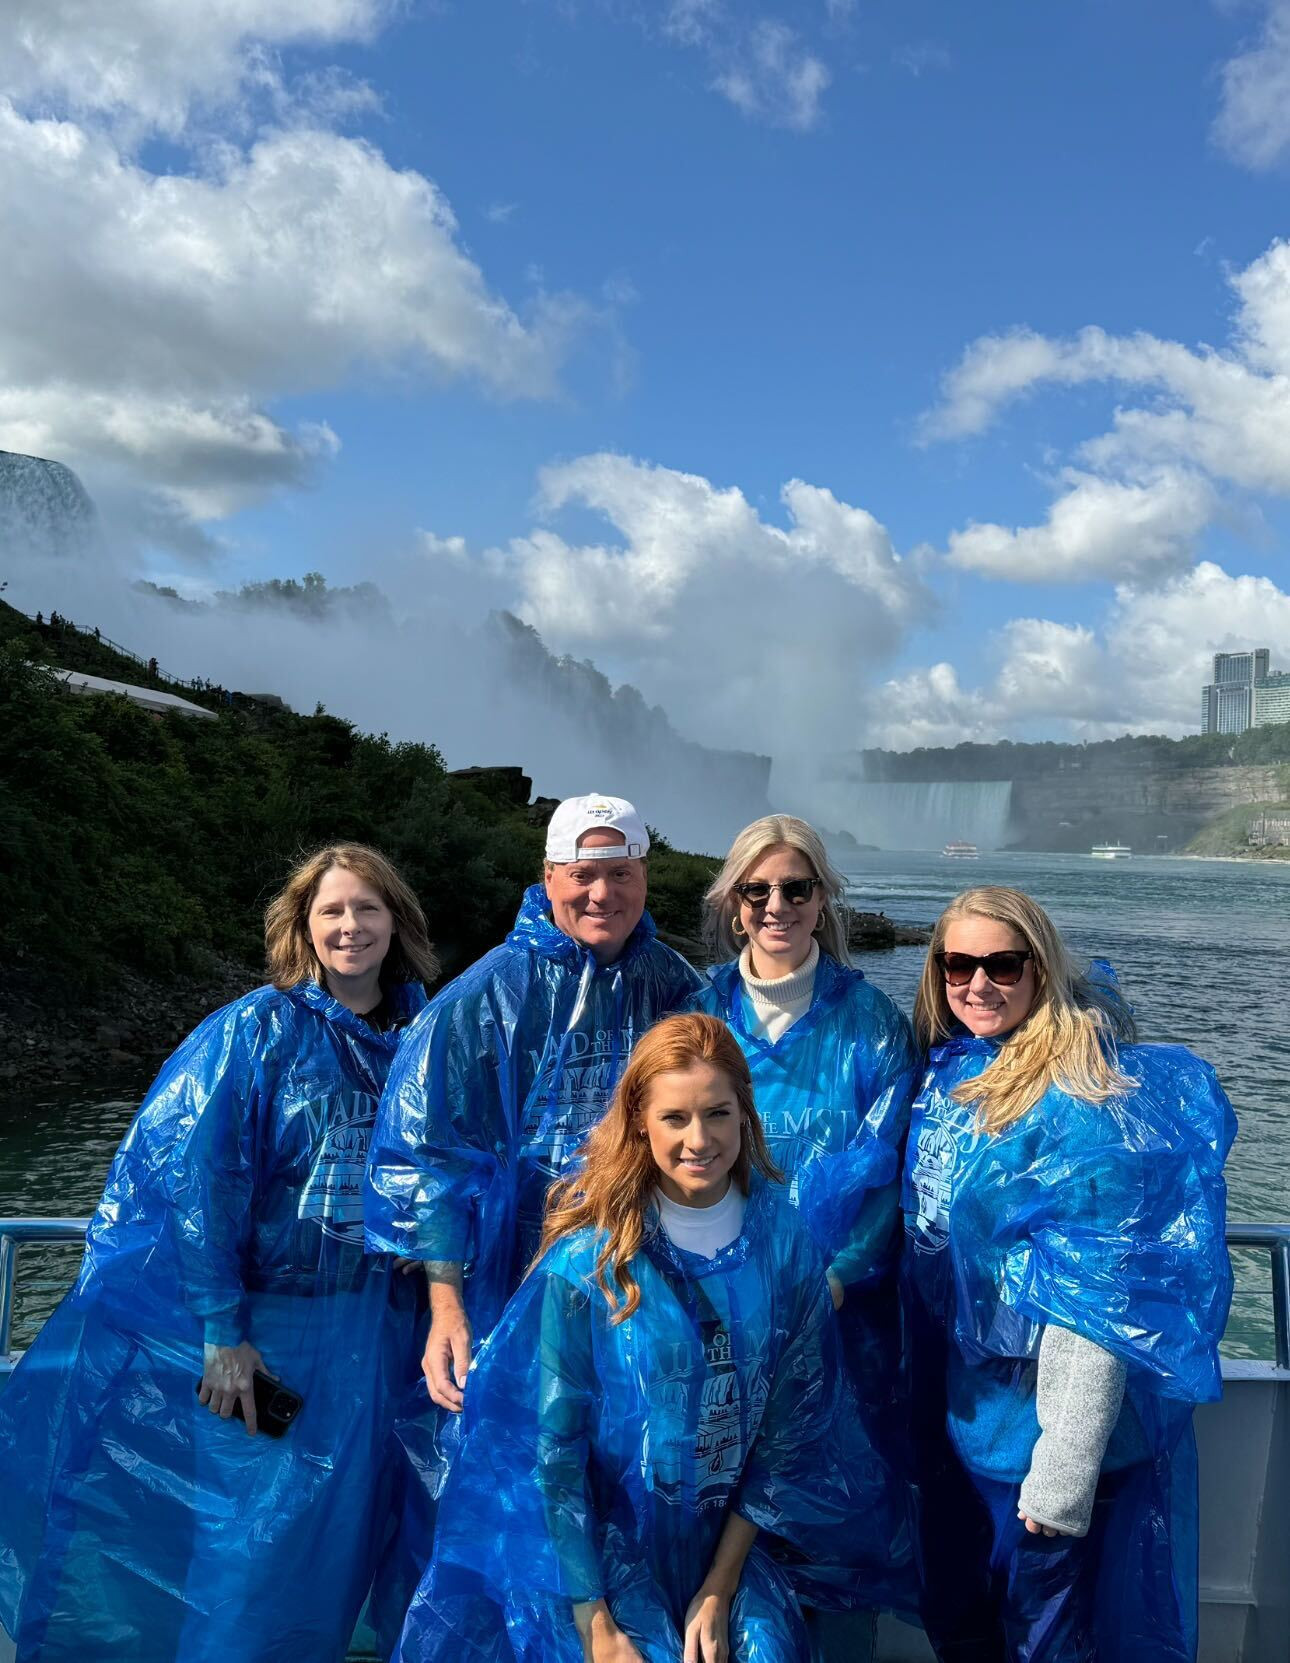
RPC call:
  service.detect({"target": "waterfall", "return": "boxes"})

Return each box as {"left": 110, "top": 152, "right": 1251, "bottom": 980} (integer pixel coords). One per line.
{"left": 843, "top": 781, "right": 1014, "bottom": 850}
{"left": 0, "top": 449, "right": 98, "bottom": 557}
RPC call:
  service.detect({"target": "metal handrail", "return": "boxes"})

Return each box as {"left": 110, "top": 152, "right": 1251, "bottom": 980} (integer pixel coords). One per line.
{"left": 2, "top": 1218, "right": 1289, "bottom": 1371}
{"left": 1226, "top": 1223, "right": 1290, "bottom": 1372}
{"left": 0, "top": 1219, "right": 89, "bottom": 1371}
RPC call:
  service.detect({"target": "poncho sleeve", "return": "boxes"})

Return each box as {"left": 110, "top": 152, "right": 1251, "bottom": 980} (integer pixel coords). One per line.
{"left": 949, "top": 1044, "right": 1236, "bottom": 1403}
{"left": 430, "top": 1240, "right": 607, "bottom": 1606}
{"left": 734, "top": 1256, "right": 847, "bottom": 1537}
{"left": 91, "top": 998, "right": 263, "bottom": 1347}
{"left": 364, "top": 968, "right": 515, "bottom": 1266}
{"left": 806, "top": 993, "right": 918, "bottom": 1290}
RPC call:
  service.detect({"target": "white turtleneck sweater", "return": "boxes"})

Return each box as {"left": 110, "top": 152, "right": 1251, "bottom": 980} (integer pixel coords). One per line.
{"left": 739, "top": 937, "right": 819, "bottom": 1042}
{"left": 655, "top": 1183, "right": 746, "bottom": 1257}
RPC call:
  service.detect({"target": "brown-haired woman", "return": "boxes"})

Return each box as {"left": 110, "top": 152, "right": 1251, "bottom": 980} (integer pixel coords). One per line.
{"left": 0, "top": 844, "right": 436, "bottom": 1663}
{"left": 395, "top": 1012, "right": 890, "bottom": 1663}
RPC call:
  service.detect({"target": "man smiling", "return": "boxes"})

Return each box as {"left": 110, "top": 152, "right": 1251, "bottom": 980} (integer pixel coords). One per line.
{"left": 364, "top": 793, "right": 702, "bottom": 1418}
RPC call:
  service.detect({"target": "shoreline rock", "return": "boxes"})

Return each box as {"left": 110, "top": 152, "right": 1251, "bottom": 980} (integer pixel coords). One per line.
{"left": 847, "top": 910, "right": 932, "bottom": 950}
{"left": 0, "top": 954, "right": 259, "bottom": 1099}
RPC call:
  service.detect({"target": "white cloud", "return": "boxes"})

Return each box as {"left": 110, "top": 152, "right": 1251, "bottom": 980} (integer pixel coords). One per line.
{"left": 946, "top": 469, "right": 1215, "bottom": 584}
{"left": 0, "top": 103, "right": 574, "bottom": 522}
{"left": 922, "top": 242, "right": 1290, "bottom": 492}
{"left": 921, "top": 237, "right": 1290, "bottom": 591}
{"left": 871, "top": 561, "right": 1290, "bottom": 749}
{"left": 660, "top": 4, "right": 830, "bottom": 130}
{"left": 427, "top": 453, "right": 930, "bottom": 757}
{"left": 711, "top": 21, "right": 831, "bottom": 131}
{"left": 0, "top": 0, "right": 394, "bottom": 137}
{"left": 892, "top": 41, "right": 952, "bottom": 77}
{"left": 1213, "top": 0, "right": 1290, "bottom": 170}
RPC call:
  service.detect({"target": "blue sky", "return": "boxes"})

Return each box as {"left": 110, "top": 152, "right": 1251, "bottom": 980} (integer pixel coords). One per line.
{"left": 4, "top": 0, "right": 1290, "bottom": 759}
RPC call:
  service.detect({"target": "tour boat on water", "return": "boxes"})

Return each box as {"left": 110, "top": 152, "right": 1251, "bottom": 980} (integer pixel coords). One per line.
{"left": 1090, "top": 841, "right": 1133, "bottom": 859}
{"left": 941, "top": 839, "right": 979, "bottom": 858}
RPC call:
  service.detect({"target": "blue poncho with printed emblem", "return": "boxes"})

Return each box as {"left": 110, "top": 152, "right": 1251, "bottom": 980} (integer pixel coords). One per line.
{"left": 395, "top": 1179, "right": 903, "bottom": 1663}
{"left": 693, "top": 952, "right": 919, "bottom": 1609}
{"left": 364, "top": 884, "right": 703, "bottom": 1335}
{"left": 0, "top": 979, "right": 427, "bottom": 1663}
{"left": 694, "top": 953, "right": 917, "bottom": 1288}
{"left": 902, "top": 1031, "right": 1236, "bottom": 1663}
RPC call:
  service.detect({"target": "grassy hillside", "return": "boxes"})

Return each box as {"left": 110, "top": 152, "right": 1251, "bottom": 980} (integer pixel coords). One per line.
{"left": 1184, "top": 790, "right": 1290, "bottom": 858}
{"left": 0, "top": 603, "right": 717, "bottom": 1002}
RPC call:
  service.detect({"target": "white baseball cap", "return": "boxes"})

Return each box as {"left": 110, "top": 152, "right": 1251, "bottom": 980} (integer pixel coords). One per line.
{"left": 545, "top": 794, "right": 650, "bottom": 862}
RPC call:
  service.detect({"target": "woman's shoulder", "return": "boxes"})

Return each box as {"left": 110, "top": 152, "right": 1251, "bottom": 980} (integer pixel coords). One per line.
{"left": 531, "top": 1225, "right": 607, "bottom": 1287}
{"left": 747, "top": 1178, "right": 828, "bottom": 1271}
{"left": 1111, "top": 1042, "right": 1235, "bottom": 1153}
{"left": 175, "top": 984, "right": 290, "bottom": 1052}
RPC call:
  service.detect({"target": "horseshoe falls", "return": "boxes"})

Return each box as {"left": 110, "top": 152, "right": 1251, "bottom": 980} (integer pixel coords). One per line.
{"left": 841, "top": 780, "right": 1014, "bottom": 851}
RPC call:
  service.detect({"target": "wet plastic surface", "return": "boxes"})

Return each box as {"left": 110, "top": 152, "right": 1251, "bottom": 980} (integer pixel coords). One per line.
{"left": 398, "top": 1181, "right": 907, "bottom": 1661}
{"left": 365, "top": 886, "right": 703, "bottom": 1334}
{"left": 0, "top": 980, "right": 427, "bottom": 1663}
{"left": 902, "top": 1029, "right": 1236, "bottom": 1663}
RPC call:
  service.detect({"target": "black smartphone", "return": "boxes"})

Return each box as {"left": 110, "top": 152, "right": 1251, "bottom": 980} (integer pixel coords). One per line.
{"left": 195, "top": 1369, "right": 304, "bottom": 1437}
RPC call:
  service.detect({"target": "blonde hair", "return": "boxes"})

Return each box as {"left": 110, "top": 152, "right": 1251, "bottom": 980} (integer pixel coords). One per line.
{"left": 264, "top": 843, "right": 439, "bottom": 993}
{"left": 913, "top": 886, "right": 1136, "bottom": 1136}
{"left": 537, "top": 1013, "right": 782, "bottom": 1322}
{"left": 703, "top": 814, "right": 851, "bottom": 964}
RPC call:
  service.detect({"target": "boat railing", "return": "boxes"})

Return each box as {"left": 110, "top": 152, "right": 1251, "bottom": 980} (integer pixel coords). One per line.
{"left": 2, "top": 1217, "right": 1290, "bottom": 1376}
{"left": 1226, "top": 1222, "right": 1290, "bottom": 1373}
{"left": 0, "top": 1218, "right": 90, "bottom": 1378}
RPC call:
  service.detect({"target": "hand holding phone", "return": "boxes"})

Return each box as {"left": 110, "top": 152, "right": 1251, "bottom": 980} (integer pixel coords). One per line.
{"left": 197, "top": 1343, "right": 304, "bottom": 1437}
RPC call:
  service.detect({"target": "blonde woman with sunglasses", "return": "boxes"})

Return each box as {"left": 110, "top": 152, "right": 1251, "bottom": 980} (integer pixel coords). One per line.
{"left": 903, "top": 886, "right": 1235, "bottom": 1663}
{"left": 693, "top": 815, "right": 921, "bottom": 1650}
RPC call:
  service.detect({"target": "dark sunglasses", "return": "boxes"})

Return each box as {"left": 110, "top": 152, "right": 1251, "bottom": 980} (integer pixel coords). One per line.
{"left": 734, "top": 878, "right": 822, "bottom": 906}
{"left": 935, "top": 949, "right": 1033, "bottom": 987}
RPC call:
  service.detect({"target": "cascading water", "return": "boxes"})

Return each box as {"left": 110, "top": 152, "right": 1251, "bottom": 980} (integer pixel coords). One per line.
{"left": 0, "top": 450, "right": 97, "bottom": 557}
{"left": 842, "top": 780, "right": 1014, "bottom": 850}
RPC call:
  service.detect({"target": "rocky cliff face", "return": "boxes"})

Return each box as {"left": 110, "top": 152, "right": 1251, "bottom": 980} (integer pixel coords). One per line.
{"left": 1011, "top": 763, "right": 1290, "bottom": 851}
{"left": 0, "top": 449, "right": 97, "bottom": 556}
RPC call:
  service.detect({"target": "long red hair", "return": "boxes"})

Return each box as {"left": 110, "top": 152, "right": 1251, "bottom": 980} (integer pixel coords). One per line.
{"left": 537, "top": 1012, "right": 782, "bottom": 1322}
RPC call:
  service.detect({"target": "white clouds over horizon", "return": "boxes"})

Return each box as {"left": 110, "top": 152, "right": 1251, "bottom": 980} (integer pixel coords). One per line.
{"left": 402, "top": 451, "right": 1290, "bottom": 757}
{"left": 414, "top": 452, "right": 930, "bottom": 758}
{"left": 874, "top": 562, "right": 1290, "bottom": 751}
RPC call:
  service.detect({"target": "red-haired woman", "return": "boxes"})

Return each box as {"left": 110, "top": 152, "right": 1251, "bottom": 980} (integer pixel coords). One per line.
{"left": 396, "top": 1012, "right": 882, "bottom": 1663}
{"left": 0, "top": 845, "right": 436, "bottom": 1663}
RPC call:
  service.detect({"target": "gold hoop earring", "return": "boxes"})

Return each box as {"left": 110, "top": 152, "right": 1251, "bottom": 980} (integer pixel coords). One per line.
{"left": 731, "top": 916, "right": 747, "bottom": 939}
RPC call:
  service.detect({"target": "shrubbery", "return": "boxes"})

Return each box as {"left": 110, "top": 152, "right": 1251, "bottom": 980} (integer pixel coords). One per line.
{"left": 1, "top": 617, "right": 715, "bottom": 997}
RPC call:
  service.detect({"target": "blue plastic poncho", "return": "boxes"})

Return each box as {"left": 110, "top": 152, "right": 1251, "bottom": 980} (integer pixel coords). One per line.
{"left": 695, "top": 953, "right": 917, "bottom": 1288}
{"left": 695, "top": 953, "right": 919, "bottom": 1611}
{"left": 365, "top": 886, "right": 703, "bottom": 1334}
{"left": 0, "top": 979, "right": 427, "bottom": 1663}
{"left": 902, "top": 1033, "right": 1235, "bottom": 1663}
{"left": 398, "top": 1180, "right": 902, "bottom": 1663}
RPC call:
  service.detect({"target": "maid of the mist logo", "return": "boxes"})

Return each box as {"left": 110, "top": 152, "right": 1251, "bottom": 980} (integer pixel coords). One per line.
{"left": 524, "top": 1025, "right": 638, "bottom": 1178}
{"left": 907, "top": 1093, "right": 980, "bottom": 1254}
{"left": 297, "top": 1090, "right": 380, "bottom": 1242}
{"left": 694, "top": 1324, "right": 766, "bottom": 1508}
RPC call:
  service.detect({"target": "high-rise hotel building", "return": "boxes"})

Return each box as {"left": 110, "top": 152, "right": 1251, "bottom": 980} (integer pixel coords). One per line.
{"left": 1200, "top": 648, "right": 1290, "bottom": 733}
